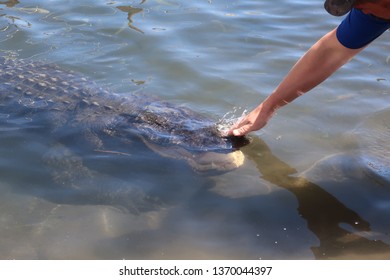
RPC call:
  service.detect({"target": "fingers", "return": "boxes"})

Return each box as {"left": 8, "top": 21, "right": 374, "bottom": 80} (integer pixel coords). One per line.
{"left": 227, "top": 120, "right": 252, "bottom": 137}
{"left": 226, "top": 104, "right": 270, "bottom": 136}
{"left": 232, "top": 125, "right": 252, "bottom": 137}
{"left": 227, "top": 116, "right": 267, "bottom": 136}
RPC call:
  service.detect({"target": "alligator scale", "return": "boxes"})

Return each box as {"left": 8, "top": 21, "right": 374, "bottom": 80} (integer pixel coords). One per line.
{"left": 0, "top": 57, "right": 248, "bottom": 174}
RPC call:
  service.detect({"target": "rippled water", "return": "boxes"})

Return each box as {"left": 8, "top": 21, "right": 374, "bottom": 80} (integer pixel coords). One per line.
{"left": 0, "top": 0, "right": 389, "bottom": 259}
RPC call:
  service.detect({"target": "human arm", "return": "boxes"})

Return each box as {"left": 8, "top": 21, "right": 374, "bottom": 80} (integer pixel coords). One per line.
{"left": 227, "top": 28, "right": 364, "bottom": 137}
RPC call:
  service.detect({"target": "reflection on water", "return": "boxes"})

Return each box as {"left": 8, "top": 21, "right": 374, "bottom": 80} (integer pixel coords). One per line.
{"left": 117, "top": 5, "right": 144, "bottom": 34}
{"left": 245, "top": 138, "right": 390, "bottom": 259}
{"left": 0, "top": 0, "right": 389, "bottom": 259}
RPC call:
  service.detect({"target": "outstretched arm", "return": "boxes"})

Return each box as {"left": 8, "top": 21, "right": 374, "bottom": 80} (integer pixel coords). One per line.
{"left": 228, "top": 28, "right": 364, "bottom": 136}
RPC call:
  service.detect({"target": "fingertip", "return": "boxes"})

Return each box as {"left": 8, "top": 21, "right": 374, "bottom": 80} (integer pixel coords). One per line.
{"left": 233, "top": 129, "right": 241, "bottom": 136}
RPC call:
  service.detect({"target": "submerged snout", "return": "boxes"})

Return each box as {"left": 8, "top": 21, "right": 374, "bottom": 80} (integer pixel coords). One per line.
{"left": 142, "top": 136, "right": 248, "bottom": 173}
{"left": 188, "top": 150, "right": 246, "bottom": 173}
{"left": 133, "top": 105, "right": 251, "bottom": 173}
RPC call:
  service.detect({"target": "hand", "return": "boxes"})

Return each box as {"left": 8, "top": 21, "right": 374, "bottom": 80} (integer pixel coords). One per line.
{"left": 227, "top": 103, "right": 275, "bottom": 136}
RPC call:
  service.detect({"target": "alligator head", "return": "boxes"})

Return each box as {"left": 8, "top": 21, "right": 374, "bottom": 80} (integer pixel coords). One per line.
{"left": 118, "top": 99, "right": 251, "bottom": 173}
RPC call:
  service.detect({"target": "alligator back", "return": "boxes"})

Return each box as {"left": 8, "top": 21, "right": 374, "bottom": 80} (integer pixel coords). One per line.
{"left": 0, "top": 58, "right": 125, "bottom": 129}
{"left": 0, "top": 57, "right": 248, "bottom": 172}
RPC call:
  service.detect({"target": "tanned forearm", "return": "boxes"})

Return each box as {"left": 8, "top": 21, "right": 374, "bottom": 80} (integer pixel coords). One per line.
{"left": 263, "top": 28, "right": 363, "bottom": 111}
{"left": 229, "top": 28, "right": 365, "bottom": 136}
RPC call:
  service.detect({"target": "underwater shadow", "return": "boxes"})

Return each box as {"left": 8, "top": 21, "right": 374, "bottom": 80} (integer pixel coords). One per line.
{"left": 244, "top": 137, "right": 390, "bottom": 259}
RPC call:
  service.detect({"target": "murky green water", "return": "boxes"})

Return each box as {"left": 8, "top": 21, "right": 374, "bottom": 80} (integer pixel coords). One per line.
{"left": 0, "top": 0, "right": 389, "bottom": 259}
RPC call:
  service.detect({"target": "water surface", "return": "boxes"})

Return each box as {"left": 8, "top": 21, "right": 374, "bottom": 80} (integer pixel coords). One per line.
{"left": 0, "top": 0, "right": 389, "bottom": 259}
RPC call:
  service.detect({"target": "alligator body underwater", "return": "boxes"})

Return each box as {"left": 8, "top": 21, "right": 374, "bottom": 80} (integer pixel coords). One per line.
{"left": 0, "top": 57, "right": 248, "bottom": 173}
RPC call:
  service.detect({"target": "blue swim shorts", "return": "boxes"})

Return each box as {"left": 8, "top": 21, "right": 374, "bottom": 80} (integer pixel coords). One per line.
{"left": 336, "top": 8, "right": 390, "bottom": 49}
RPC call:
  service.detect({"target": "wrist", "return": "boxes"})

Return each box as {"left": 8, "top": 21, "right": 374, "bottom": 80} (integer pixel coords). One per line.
{"left": 261, "top": 96, "right": 281, "bottom": 116}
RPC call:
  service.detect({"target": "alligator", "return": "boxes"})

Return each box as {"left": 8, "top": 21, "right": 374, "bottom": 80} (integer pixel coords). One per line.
{"left": 0, "top": 57, "right": 249, "bottom": 174}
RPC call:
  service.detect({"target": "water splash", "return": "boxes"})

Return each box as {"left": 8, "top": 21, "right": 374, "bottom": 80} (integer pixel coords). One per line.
{"left": 216, "top": 107, "right": 248, "bottom": 136}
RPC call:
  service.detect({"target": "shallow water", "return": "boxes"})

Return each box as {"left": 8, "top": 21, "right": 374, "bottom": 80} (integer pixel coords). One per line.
{"left": 0, "top": 0, "right": 389, "bottom": 259}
